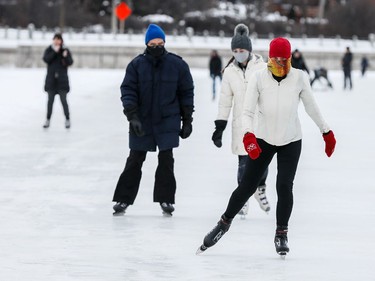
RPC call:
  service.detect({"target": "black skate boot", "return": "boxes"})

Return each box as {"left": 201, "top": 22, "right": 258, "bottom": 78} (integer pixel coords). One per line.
{"left": 113, "top": 202, "right": 129, "bottom": 216}
{"left": 196, "top": 215, "right": 232, "bottom": 254}
{"left": 160, "top": 202, "right": 175, "bottom": 216}
{"left": 274, "top": 226, "right": 289, "bottom": 258}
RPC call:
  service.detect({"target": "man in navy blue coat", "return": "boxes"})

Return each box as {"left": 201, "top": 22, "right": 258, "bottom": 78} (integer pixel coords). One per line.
{"left": 112, "top": 24, "right": 195, "bottom": 216}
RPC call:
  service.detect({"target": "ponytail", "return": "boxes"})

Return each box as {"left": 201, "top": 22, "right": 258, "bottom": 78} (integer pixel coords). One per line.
{"left": 222, "top": 56, "right": 235, "bottom": 74}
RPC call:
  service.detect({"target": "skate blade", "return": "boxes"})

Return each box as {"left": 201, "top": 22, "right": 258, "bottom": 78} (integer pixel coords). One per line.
{"left": 113, "top": 211, "right": 125, "bottom": 216}
{"left": 196, "top": 245, "right": 207, "bottom": 255}
{"left": 162, "top": 211, "right": 173, "bottom": 217}
{"left": 278, "top": 252, "right": 287, "bottom": 259}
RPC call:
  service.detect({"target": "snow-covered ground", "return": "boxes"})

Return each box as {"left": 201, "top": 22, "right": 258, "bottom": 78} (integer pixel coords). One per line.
{"left": 0, "top": 67, "right": 374, "bottom": 281}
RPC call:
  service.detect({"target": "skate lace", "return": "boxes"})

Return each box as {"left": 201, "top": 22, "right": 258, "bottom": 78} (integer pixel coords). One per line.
{"left": 257, "top": 187, "right": 269, "bottom": 205}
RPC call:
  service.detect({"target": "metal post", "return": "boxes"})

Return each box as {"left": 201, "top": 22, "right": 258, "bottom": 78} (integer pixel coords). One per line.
{"left": 111, "top": 0, "right": 119, "bottom": 35}
{"left": 59, "top": 0, "right": 65, "bottom": 32}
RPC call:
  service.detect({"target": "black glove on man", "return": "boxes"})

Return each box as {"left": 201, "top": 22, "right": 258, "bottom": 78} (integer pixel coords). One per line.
{"left": 179, "top": 106, "right": 194, "bottom": 139}
{"left": 212, "top": 120, "right": 228, "bottom": 147}
{"left": 123, "top": 106, "right": 145, "bottom": 137}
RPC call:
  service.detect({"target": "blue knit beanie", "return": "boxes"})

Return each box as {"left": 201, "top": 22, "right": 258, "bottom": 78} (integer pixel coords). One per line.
{"left": 145, "top": 24, "right": 166, "bottom": 45}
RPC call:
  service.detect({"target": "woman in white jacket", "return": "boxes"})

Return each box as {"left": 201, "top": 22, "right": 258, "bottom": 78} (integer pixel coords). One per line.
{"left": 198, "top": 37, "right": 336, "bottom": 257}
{"left": 212, "top": 23, "right": 270, "bottom": 217}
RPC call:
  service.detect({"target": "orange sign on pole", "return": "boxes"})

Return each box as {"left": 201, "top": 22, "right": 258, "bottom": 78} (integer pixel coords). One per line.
{"left": 116, "top": 2, "right": 132, "bottom": 21}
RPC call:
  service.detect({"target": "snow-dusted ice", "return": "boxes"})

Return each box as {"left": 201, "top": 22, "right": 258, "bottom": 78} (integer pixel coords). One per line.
{"left": 0, "top": 67, "right": 374, "bottom": 281}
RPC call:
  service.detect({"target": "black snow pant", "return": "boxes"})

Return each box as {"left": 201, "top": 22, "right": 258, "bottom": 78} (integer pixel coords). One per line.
{"left": 47, "top": 90, "right": 70, "bottom": 120}
{"left": 112, "top": 149, "right": 176, "bottom": 205}
{"left": 224, "top": 139, "right": 301, "bottom": 227}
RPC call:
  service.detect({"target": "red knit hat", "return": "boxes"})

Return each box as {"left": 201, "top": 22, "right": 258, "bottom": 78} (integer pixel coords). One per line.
{"left": 269, "top": 37, "right": 291, "bottom": 58}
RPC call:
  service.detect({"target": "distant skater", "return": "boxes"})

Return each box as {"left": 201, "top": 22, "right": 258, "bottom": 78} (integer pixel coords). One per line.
{"left": 209, "top": 50, "right": 222, "bottom": 100}
{"left": 361, "top": 56, "right": 369, "bottom": 77}
{"left": 342, "top": 47, "right": 353, "bottom": 90}
{"left": 310, "top": 67, "right": 333, "bottom": 89}
{"left": 42, "top": 33, "right": 73, "bottom": 129}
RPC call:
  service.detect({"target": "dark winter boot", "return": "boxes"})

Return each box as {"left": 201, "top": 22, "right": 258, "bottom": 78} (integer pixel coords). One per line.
{"left": 43, "top": 119, "right": 50, "bottom": 129}
{"left": 197, "top": 214, "right": 232, "bottom": 254}
{"left": 160, "top": 202, "right": 175, "bottom": 216}
{"left": 65, "top": 119, "right": 71, "bottom": 129}
{"left": 113, "top": 202, "right": 129, "bottom": 216}
{"left": 274, "top": 225, "right": 289, "bottom": 256}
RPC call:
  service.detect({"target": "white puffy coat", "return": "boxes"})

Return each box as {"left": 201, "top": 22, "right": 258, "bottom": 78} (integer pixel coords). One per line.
{"left": 242, "top": 67, "right": 331, "bottom": 146}
{"left": 217, "top": 54, "right": 266, "bottom": 155}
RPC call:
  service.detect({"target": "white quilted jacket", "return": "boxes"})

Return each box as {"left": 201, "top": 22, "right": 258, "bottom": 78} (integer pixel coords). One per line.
{"left": 242, "top": 67, "right": 331, "bottom": 146}
{"left": 217, "top": 54, "right": 266, "bottom": 155}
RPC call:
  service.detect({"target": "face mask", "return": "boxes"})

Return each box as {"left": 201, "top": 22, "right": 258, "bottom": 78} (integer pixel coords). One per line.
{"left": 147, "top": 45, "right": 165, "bottom": 57}
{"left": 233, "top": 51, "right": 250, "bottom": 63}
{"left": 267, "top": 57, "right": 291, "bottom": 77}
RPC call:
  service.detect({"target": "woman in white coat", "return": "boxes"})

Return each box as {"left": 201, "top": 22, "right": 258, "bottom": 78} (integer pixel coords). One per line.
{"left": 198, "top": 37, "right": 336, "bottom": 257}
{"left": 211, "top": 23, "right": 270, "bottom": 217}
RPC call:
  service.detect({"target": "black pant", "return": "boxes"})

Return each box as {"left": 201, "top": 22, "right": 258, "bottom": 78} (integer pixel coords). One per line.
{"left": 224, "top": 139, "right": 301, "bottom": 227}
{"left": 343, "top": 68, "right": 352, "bottom": 89}
{"left": 237, "top": 155, "right": 267, "bottom": 186}
{"left": 47, "top": 91, "right": 70, "bottom": 120}
{"left": 113, "top": 149, "right": 176, "bottom": 204}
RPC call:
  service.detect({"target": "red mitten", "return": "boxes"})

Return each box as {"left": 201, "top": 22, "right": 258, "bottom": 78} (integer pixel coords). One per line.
{"left": 323, "top": 130, "right": 336, "bottom": 157}
{"left": 243, "top": 133, "right": 262, "bottom": 160}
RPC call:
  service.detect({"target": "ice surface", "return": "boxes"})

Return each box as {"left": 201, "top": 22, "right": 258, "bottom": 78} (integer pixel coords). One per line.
{"left": 0, "top": 67, "right": 374, "bottom": 281}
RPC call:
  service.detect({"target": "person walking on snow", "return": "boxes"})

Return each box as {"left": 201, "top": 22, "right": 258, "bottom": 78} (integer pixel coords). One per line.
{"left": 198, "top": 37, "right": 336, "bottom": 257}
{"left": 42, "top": 33, "right": 73, "bottom": 129}
{"left": 112, "top": 24, "right": 194, "bottom": 216}
{"left": 211, "top": 23, "right": 270, "bottom": 217}
{"left": 209, "top": 49, "right": 223, "bottom": 100}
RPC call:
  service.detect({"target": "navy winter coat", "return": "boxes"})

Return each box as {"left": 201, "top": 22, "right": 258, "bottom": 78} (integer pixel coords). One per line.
{"left": 120, "top": 50, "right": 194, "bottom": 151}
{"left": 43, "top": 45, "right": 73, "bottom": 93}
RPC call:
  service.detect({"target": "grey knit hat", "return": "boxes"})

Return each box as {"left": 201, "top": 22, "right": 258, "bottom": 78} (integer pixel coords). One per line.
{"left": 231, "top": 24, "right": 252, "bottom": 52}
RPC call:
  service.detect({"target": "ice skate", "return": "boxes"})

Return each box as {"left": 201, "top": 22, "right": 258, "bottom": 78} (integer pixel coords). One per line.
{"left": 160, "top": 202, "right": 174, "bottom": 217}
{"left": 113, "top": 202, "right": 129, "bottom": 216}
{"left": 238, "top": 200, "right": 249, "bottom": 219}
{"left": 274, "top": 226, "right": 289, "bottom": 258}
{"left": 254, "top": 185, "right": 270, "bottom": 213}
{"left": 65, "top": 119, "right": 71, "bottom": 129}
{"left": 196, "top": 215, "right": 232, "bottom": 254}
{"left": 43, "top": 119, "right": 50, "bottom": 129}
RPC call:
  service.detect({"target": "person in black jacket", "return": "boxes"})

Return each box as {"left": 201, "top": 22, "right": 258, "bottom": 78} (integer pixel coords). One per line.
{"left": 342, "top": 47, "right": 353, "bottom": 90}
{"left": 209, "top": 50, "right": 222, "bottom": 100}
{"left": 361, "top": 56, "right": 369, "bottom": 77}
{"left": 310, "top": 67, "right": 333, "bottom": 89}
{"left": 42, "top": 33, "right": 73, "bottom": 129}
{"left": 291, "top": 49, "right": 309, "bottom": 74}
{"left": 112, "top": 24, "right": 195, "bottom": 216}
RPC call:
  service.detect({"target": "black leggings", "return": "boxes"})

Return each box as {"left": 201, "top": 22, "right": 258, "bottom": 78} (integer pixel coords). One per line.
{"left": 224, "top": 139, "right": 301, "bottom": 227}
{"left": 47, "top": 91, "right": 70, "bottom": 120}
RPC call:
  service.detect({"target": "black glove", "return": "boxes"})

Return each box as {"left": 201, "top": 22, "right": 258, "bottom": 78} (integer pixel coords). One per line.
{"left": 180, "top": 119, "right": 192, "bottom": 139}
{"left": 123, "top": 106, "right": 145, "bottom": 137}
{"left": 212, "top": 120, "right": 227, "bottom": 148}
{"left": 129, "top": 116, "right": 145, "bottom": 137}
{"left": 179, "top": 106, "right": 194, "bottom": 139}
